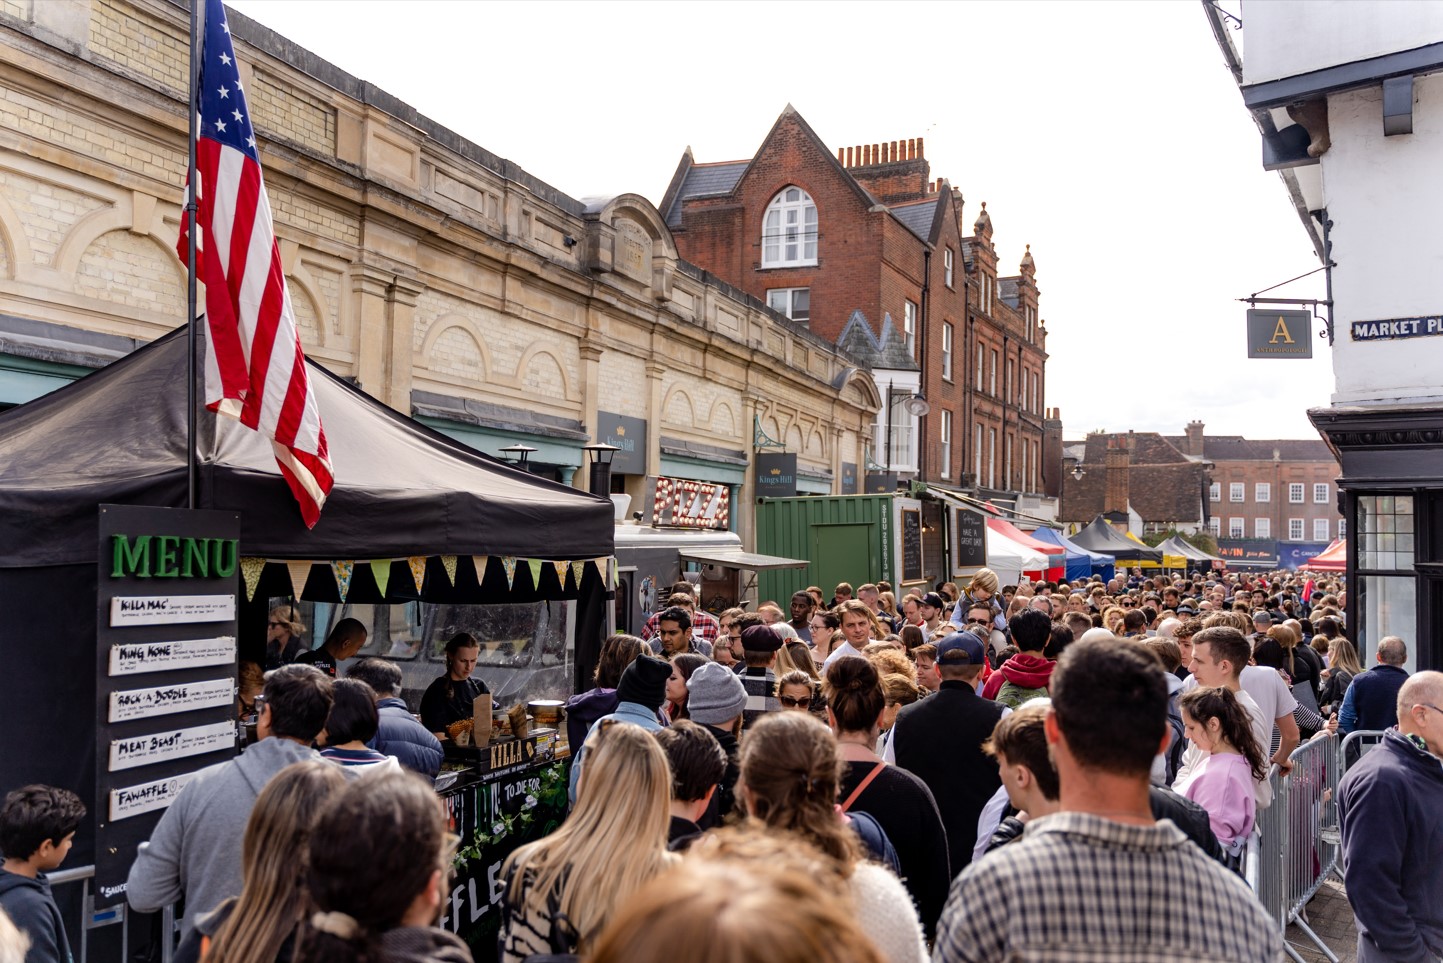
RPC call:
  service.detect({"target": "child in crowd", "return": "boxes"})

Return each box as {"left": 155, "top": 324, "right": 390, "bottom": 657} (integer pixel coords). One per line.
{"left": 1175, "top": 687, "right": 1267, "bottom": 853}
{"left": 0, "top": 785, "right": 86, "bottom": 963}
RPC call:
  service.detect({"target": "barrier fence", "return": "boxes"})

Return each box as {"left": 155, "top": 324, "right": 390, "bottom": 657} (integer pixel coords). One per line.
{"left": 1247, "top": 729, "right": 1389, "bottom": 963}
{"left": 44, "top": 865, "right": 176, "bottom": 963}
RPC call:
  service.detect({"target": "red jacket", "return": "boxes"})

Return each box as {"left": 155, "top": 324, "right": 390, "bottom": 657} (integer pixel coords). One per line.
{"left": 981, "top": 652, "right": 1055, "bottom": 701}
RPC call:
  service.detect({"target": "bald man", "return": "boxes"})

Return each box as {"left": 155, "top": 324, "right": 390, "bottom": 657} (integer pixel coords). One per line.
{"left": 1338, "top": 671, "right": 1443, "bottom": 963}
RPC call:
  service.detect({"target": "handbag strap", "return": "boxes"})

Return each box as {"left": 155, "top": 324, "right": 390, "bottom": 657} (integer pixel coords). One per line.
{"left": 840, "top": 761, "right": 887, "bottom": 813}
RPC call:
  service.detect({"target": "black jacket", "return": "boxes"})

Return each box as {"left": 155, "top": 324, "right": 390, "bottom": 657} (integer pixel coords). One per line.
{"left": 891, "top": 679, "right": 1004, "bottom": 877}
{"left": 697, "top": 725, "right": 740, "bottom": 831}
{"left": 984, "top": 788, "right": 1224, "bottom": 864}
{"left": 0, "top": 870, "right": 70, "bottom": 963}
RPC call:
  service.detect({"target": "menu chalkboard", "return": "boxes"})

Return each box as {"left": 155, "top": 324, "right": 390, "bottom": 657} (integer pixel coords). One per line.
{"left": 955, "top": 508, "right": 988, "bottom": 568}
{"left": 901, "top": 509, "right": 923, "bottom": 582}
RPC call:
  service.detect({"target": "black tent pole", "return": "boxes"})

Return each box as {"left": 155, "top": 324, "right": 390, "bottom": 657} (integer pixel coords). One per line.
{"left": 185, "top": 0, "right": 200, "bottom": 510}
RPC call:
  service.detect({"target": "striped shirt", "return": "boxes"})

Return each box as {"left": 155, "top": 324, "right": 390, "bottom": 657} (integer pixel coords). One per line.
{"left": 933, "top": 811, "right": 1283, "bottom": 962}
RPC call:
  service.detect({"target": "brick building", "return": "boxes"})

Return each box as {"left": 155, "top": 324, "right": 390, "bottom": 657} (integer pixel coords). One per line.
{"left": 1059, "top": 431, "right": 1209, "bottom": 533}
{"left": 661, "top": 108, "right": 1058, "bottom": 521}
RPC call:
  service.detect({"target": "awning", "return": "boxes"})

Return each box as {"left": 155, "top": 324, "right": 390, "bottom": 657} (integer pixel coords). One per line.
{"left": 679, "top": 548, "right": 810, "bottom": 571}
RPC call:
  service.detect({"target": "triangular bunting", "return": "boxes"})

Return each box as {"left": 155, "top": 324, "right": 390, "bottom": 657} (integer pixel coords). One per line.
{"left": 370, "top": 559, "right": 392, "bottom": 597}
{"left": 526, "top": 558, "right": 543, "bottom": 589}
{"left": 608, "top": 556, "right": 617, "bottom": 591}
{"left": 407, "top": 556, "right": 427, "bottom": 592}
{"left": 551, "top": 560, "right": 568, "bottom": 588}
{"left": 472, "top": 556, "right": 489, "bottom": 584}
{"left": 331, "top": 561, "right": 355, "bottom": 602}
{"left": 285, "top": 560, "right": 312, "bottom": 597}
{"left": 240, "top": 557, "right": 266, "bottom": 602}
{"left": 441, "top": 555, "right": 459, "bottom": 586}
{"left": 571, "top": 560, "right": 586, "bottom": 587}
{"left": 501, "top": 556, "right": 518, "bottom": 589}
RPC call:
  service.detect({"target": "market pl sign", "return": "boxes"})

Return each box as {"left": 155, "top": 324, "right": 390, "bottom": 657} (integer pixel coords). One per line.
{"left": 1246, "top": 309, "right": 1313, "bottom": 359}
{"left": 1350, "top": 315, "right": 1443, "bottom": 342}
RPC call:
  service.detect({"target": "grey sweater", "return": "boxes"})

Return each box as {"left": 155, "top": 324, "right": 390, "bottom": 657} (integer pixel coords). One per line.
{"left": 125, "top": 738, "right": 319, "bottom": 933}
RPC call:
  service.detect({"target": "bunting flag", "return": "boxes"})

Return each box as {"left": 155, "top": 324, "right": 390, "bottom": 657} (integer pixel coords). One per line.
{"left": 472, "top": 556, "right": 489, "bottom": 584}
{"left": 571, "top": 560, "right": 586, "bottom": 588}
{"left": 501, "top": 556, "right": 518, "bottom": 589}
{"left": 370, "top": 559, "right": 392, "bottom": 597}
{"left": 551, "top": 560, "right": 568, "bottom": 589}
{"left": 526, "top": 558, "right": 543, "bottom": 589}
{"left": 407, "top": 556, "right": 427, "bottom": 592}
{"left": 240, "top": 557, "right": 266, "bottom": 602}
{"left": 441, "top": 555, "right": 458, "bottom": 587}
{"left": 608, "top": 556, "right": 617, "bottom": 591}
{"left": 285, "top": 560, "right": 312, "bottom": 597}
{"left": 330, "top": 560, "right": 355, "bottom": 601}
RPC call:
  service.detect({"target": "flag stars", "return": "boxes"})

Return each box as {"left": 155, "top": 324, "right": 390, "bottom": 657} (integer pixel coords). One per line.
{"left": 219, "top": 52, "right": 231, "bottom": 66}
{"left": 246, "top": 135, "right": 256, "bottom": 149}
{"left": 232, "top": 108, "right": 243, "bottom": 122}
{"left": 214, "top": 118, "right": 226, "bottom": 133}
{"left": 217, "top": 85, "right": 228, "bottom": 99}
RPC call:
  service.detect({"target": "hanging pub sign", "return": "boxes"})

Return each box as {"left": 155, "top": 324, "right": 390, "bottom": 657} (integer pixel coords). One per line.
{"left": 1349, "top": 314, "right": 1443, "bottom": 341}
{"left": 954, "top": 507, "right": 988, "bottom": 569}
{"left": 754, "top": 453, "right": 798, "bottom": 498}
{"left": 597, "top": 410, "right": 647, "bottom": 474}
{"left": 652, "top": 476, "right": 731, "bottom": 530}
{"left": 1246, "top": 309, "right": 1313, "bottom": 358}
{"left": 95, "top": 505, "right": 240, "bottom": 908}
{"left": 864, "top": 472, "right": 899, "bottom": 494}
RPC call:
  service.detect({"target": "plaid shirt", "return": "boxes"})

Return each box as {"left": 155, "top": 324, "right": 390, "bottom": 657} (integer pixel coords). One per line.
{"left": 641, "top": 608, "right": 720, "bottom": 644}
{"left": 933, "top": 812, "right": 1283, "bottom": 963}
{"left": 740, "top": 667, "right": 778, "bottom": 727}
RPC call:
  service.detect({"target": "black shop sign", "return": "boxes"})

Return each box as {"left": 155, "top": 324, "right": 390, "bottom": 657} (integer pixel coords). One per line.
{"left": 95, "top": 505, "right": 240, "bottom": 907}
{"left": 954, "top": 508, "right": 987, "bottom": 569}
{"left": 755, "top": 453, "right": 798, "bottom": 498}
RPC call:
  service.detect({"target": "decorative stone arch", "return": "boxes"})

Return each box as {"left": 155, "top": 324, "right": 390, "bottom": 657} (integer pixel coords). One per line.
{"left": 285, "top": 263, "right": 328, "bottom": 349}
{"left": 785, "top": 424, "right": 805, "bottom": 453}
{"left": 809, "top": 426, "right": 827, "bottom": 456}
{"left": 0, "top": 191, "right": 32, "bottom": 279}
{"left": 710, "top": 401, "right": 738, "bottom": 439}
{"left": 420, "top": 316, "right": 491, "bottom": 380}
{"left": 837, "top": 368, "right": 883, "bottom": 412}
{"left": 662, "top": 383, "right": 698, "bottom": 430}
{"left": 54, "top": 200, "right": 175, "bottom": 278}
{"left": 582, "top": 193, "right": 678, "bottom": 300}
{"left": 516, "top": 344, "right": 574, "bottom": 401}
{"left": 65, "top": 213, "right": 185, "bottom": 319}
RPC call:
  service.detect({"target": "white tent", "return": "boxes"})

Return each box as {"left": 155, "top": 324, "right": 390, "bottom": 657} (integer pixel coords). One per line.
{"left": 986, "top": 527, "right": 1050, "bottom": 586}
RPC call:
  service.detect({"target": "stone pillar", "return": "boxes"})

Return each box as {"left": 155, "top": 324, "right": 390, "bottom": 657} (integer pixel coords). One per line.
{"left": 832, "top": 426, "right": 846, "bottom": 495}
{"left": 739, "top": 392, "right": 766, "bottom": 551}
{"left": 579, "top": 341, "right": 604, "bottom": 492}
{"left": 352, "top": 265, "right": 392, "bottom": 402}
{"left": 645, "top": 361, "right": 665, "bottom": 477}
{"left": 387, "top": 277, "right": 424, "bottom": 413}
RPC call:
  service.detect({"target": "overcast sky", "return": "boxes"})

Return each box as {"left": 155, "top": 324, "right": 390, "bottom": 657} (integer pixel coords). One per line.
{"left": 229, "top": 0, "right": 1332, "bottom": 441}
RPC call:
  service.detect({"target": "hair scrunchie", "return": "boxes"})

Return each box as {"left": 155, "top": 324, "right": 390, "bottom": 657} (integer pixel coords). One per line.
{"left": 311, "top": 911, "right": 362, "bottom": 940}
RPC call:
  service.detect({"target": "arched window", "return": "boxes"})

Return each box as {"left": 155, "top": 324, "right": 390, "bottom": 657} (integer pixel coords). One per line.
{"left": 761, "top": 187, "right": 817, "bottom": 267}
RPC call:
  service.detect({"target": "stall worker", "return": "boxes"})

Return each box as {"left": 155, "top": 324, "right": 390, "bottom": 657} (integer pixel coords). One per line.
{"left": 294, "top": 617, "right": 367, "bottom": 678}
{"left": 420, "top": 632, "right": 490, "bottom": 738}
{"left": 264, "top": 604, "right": 307, "bottom": 669}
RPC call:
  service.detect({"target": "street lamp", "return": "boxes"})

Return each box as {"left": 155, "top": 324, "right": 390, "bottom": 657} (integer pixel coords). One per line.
{"left": 884, "top": 382, "right": 930, "bottom": 471}
{"left": 498, "top": 444, "right": 536, "bottom": 471}
{"left": 582, "top": 442, "right": 621, "bottom": 497}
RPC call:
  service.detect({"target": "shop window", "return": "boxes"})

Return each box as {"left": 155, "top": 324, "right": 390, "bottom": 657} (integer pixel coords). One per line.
{"left": 1289, "top": 483, "right": 1305, "bottom": 503}
{"left": 1229, "top": 517, "right": 1244, "bottom": 537}
{"left": 766, "top": 287, "right": 810, "bottom": 322}
{"left": 1357, "top": 494, "right": 1414, "bottom": 570}
{"left": 762, "top": 187, "right": 818, "bottom": 267}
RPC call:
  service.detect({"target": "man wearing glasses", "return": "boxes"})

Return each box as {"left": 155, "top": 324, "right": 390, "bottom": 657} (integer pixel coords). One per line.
{"left": 1338, "top": 670, "right": 1443, "bottom": 963}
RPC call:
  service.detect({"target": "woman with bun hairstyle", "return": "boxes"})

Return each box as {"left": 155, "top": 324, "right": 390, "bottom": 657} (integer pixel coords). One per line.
{"left": 738, "top": 712, "right": 927, "bottom": 963}
{"left": 497, "top": 721, "right": 674, "bottom": 961}
{"left": 294, "top": 771, "right": 468, "bottom": 963}
{"left": 825, "top": 658, "right": 949, "bottom": 941}
{"left": 174, "top": 761, "right": 345, "bottom": 963}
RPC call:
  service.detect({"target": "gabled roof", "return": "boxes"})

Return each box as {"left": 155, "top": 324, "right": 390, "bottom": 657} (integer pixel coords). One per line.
{"left": 888, "top": 197, "right": 938, "bottom": 243}
{"left": 1160, "top": 434, "right": 1335, "bottom": 462}
{"left": 662, "top": 160, "right": 749, "bottom": 229}
{"left": 835, "top": 310, "right": 920, "bottom": 371}
{"left": 1059, "top": 463, "right": 1208, "bottom": 525}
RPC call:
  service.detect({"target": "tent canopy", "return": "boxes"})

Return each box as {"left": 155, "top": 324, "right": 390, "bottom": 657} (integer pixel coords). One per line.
{"left": 1069, "top": 515, "right": 1164, "bottom": 564}
{"left": 985, "top": 527, "right": 1049, "bottom": 586}
{"left": 0, "top": 327, "right": 614, "bottom": 567}
{"left": 1157, "top": 534, "right": 1222, "bottom": 566}
{"left": 986, "top": 517, "right": 1063, "bottom": 581}
{"left": 1302, "top": 538, "right": 1346, "bottom": 572}
{"left": 1031, "top": 526, "right": 1113, "bottom": 581}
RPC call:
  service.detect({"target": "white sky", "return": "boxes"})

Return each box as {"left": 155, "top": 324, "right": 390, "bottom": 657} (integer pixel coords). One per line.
{"left": 228, "top": 0, "right": 1332, "bottom": 442}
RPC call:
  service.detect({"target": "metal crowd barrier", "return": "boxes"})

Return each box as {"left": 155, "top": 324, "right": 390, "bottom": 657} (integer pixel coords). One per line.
{"left": 1246, "top": 729, "right": 1391, "bottom": 963}
{"left": 44, "top": 864, "right": 176, "bottom": 963}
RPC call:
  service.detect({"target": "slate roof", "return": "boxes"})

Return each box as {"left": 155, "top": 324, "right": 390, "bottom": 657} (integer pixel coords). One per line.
{"left": 664, "top": 161, "right": 749, "bottom": 229}
{"left": 1161, "top": 434, "right": 1335, "bottom": 462}
{"left": 1059, "top": 432, "right": 1206, "bottom": 525}
{"left": 888, "top": 198, "right": 938, "bottom": 242}
{"left": 836, "top": 310, "right": 920, "bottom": 371}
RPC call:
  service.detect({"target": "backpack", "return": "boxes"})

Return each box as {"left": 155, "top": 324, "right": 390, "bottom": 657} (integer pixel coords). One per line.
{"left": 1163, "top": 690, "right": 1186, "bottom": 784}
{"left": 995, "top": 680, "right": 1048, "bottom": 710}
{"left": 848, "top": 810, "right": 902, "bottom": 876}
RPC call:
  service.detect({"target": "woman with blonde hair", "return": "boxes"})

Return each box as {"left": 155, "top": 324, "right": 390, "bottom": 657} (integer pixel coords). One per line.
{"left": 781, "top": 640, "right": 821, "bottom": 682}
{"left": 175, "top": 761, "right": 346, "bottom": 963}
{"left": 588, "top": 826, "right": 885, "bottom": 963}
{"left": 738, "top": 712, "right": 927, "bottom": 962}
{"left": 498, "top": 720, "right": 675, "bottom": 960}
{"left": 264, "top": 604, "right": 306, "bottom": 670}
{"left": 878, "top": 590, "right": 899, "bottom": 621}
{"left": 1319, "top": 636, "right": 1363, "bottom": 716}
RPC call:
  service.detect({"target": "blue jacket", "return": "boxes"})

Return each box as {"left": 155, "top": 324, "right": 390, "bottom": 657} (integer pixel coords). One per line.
{"left": 1338, "top": 664, "right": 1409, "bottom": 734}
{"left": 1338, "top": 728, "right": 1443, "bottom": 962}
{"left": 369, "top": 697, "right": 443, "bottom": 777}
{"left": 567, "top": 701, "right": 663, "bottom": 804}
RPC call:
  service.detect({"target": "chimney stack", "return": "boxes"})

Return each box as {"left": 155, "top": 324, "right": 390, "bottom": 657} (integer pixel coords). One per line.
{"left": 1104, "top": 435, "right": 1131, "bottom": 519}
{"left": 1185, "top": 420, "right": 1205, "bottom": 457}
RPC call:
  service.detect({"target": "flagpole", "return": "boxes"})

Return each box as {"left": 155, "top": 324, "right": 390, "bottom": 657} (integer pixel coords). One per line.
{"left": 185, "top": 0, "right": 201, "bottom": 510}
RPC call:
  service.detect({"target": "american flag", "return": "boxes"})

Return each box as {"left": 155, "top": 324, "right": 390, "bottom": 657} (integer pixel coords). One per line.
{"left": 178, "top": 0, "right": 332, "bottom": 527}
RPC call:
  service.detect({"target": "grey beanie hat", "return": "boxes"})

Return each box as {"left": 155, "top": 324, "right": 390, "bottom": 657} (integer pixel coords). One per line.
{"left": 686, "top": 661, "right": 749, "bottom": 726}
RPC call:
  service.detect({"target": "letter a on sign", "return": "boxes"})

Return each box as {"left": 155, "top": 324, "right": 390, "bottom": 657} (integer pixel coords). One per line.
{"left": 1270, "top": 317, "right": 1296, "bottom": 344}
{"left": 1246, "top": 309, "right": 1312, "bottom": 358}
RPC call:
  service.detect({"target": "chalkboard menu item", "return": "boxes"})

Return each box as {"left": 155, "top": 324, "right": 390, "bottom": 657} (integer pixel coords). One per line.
{"left": 955, "top": 508, "right": 988, "bottom": 568}
{"left": 901, "top": 509, "right": 923, "bottom": 582}
{"left": 95, "top": 505, "right": 240, "bottom": 908}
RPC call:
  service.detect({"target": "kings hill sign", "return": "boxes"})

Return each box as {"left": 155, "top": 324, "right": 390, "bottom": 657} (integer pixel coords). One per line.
{"left": 111, "top": 534, "right": 239, "bottom": 579}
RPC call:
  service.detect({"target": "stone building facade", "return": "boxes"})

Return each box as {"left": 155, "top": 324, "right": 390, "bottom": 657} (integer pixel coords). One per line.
{"left": 0, "top": 0, "right": 881, "bottom": 551}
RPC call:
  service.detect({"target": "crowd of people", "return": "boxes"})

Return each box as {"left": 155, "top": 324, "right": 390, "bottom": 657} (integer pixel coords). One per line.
{"left": 5, "top": 564, "right": 1441, "bottom": 963}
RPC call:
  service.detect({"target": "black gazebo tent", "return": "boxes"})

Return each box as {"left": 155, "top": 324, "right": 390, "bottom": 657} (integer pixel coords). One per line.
{"left": 0, "top": 327, "right": 613, "bottom": 858}
{"left": 1069, "top": 515, "right": 1164, "bottom": 565}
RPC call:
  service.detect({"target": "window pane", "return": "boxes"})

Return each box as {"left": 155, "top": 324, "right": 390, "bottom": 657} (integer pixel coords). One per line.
{"left": 785, "top": 188, "right": 799, "bottom": 202}
{"left": 768, "top": 290, "right": 787, "bottom": 311}
{"left": 1314, "top": 519, "right": 1329, "bottom": 541}
{"left": 1361, "top": 575, "right": 1417, "bottom": 672}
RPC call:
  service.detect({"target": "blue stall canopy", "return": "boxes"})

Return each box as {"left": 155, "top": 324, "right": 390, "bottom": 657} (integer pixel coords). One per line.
{"left": 1031, "top": 527, "right": 1115, "bottom": 582}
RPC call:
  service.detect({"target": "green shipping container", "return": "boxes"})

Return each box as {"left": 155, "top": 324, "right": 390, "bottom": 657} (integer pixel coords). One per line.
{"left": 755, "top": 495, "right": 894, "bottom": 602}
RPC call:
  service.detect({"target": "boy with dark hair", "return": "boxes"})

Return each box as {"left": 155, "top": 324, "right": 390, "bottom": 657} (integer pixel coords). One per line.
{"left": 653, "top": 721, "right": 727, "bottom": 850}
{"left": 982, "top": 609, "right": 1055, "bottom": 707}
{"left": 0, "top": 786, "right": 85, "bottom": 963}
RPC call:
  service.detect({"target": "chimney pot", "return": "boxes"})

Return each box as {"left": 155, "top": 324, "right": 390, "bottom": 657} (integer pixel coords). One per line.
{"left": 917, "top": 136, "right": 924, "bottom": 157}
{"left": 837, "top": 148, "right": 845, "bottom": 163}
{"left": 890, "top": 140, "right": 898, "bottom": 162}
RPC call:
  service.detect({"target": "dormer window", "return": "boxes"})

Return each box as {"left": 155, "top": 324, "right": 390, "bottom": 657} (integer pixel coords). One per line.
{"left": 762, "top": 187, "right": 818, "bottom": 267}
